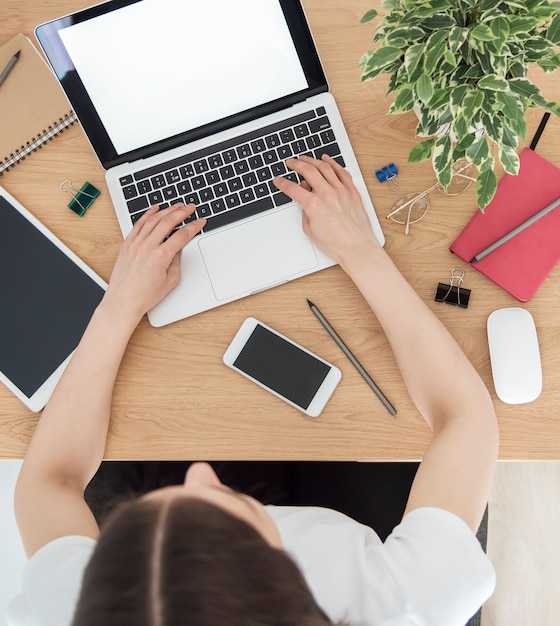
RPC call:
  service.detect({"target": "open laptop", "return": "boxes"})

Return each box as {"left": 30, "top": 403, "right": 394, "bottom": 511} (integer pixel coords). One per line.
{"left": 36, "top": 0, "right": 384, "bottom": 326}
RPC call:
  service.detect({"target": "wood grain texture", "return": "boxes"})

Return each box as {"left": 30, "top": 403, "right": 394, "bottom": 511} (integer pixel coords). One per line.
{"left": 1, "top": 1, "right": 560, "bottom": 460}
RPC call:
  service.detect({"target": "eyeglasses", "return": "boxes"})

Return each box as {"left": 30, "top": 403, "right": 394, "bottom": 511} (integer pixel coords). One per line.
{"left": 386, "top": 160, "right": 477, "bottom": 234}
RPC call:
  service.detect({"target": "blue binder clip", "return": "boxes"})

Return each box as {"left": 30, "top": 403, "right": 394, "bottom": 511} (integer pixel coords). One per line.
{"left": 375, "top": 163, "right": 399, "bottom": 191}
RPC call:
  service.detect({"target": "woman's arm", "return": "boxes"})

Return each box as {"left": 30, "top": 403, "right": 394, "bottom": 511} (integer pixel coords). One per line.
{"left": 274, "top": 156, "right": 498, "bottom": 532}
{"left": 15, "top": 204, "right": 205, "bottom": 557}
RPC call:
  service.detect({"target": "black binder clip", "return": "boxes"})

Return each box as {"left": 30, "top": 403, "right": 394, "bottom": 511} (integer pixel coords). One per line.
{"left": 375, "top": 163, "right": 399, "bottom": 191}
{"left": 60, "top": 179, "right": 100, "bottom": 216}
{"left": 435, "top": 268, "right": 471, "bottom": 308}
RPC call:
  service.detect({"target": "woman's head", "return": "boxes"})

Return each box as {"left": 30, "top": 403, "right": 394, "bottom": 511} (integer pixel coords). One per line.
{"left": 72, "top": 463, "right": 333, "bottom": 626}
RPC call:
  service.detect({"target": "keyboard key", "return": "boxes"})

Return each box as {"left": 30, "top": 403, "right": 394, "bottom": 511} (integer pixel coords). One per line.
{"left": 314, "top": 143, "right": 341, "bottom": 160}
{"left": 333, "top": 155, "right": 346, "bottom": 167}
{"left": 228, "top": 177, "right": 243, "bottom": 192}
{"left": 242, "top": 172, "right": 257, "bottom": 187}
{"left": 294, "top": 123, "right": 309, "bottom": 138}
{"left": 122, "top": 184, "right": 138, "bottom": 200}
{"left": 256, "top": 166, "right": 272, "bottom": 182}
{"left": 197, "top": 204, "right": 212, "bottom": 218}
{"left": 137, "top": 179, "right": 152, "bottom": 194}
{"left": 162, "top": 186, "right": 179, "bottom": 201}
{"left": 205, "top": 170, "right": 220, "bottom": 185}
{"left": 148, "top": 191, "right": 164, "bottom": 205}
{"left": 223, "top": 149, "right": 237, "bottom": 163}
{"left": 192, "top": 175, "right": 206, "bottom": 190}
{"left": 277, "top": 145, "right": 293, "bottom": 160}
{"left": 251, "top": 138, "right": 266, "bottom": 153}
{"left": 120, "top": 175, "right": 134, "bottom": 186}
{"left": 166, "top": 169, "right": 181, "bottom": 184}
{"left": 254, "top": 183, "right": 269, "bottom": 198}
{"left": 263, "top": 150, "right": 277, "bottom": 164}
{"left": 225, "top": 193, "right": 241, "bottom": 208}
{"left": 237, "top": 144, "right": 251, "bottom": 159}
{"left": 151, "top": 174, "right": 167, "bottom": 189}
{"left": 234, "top": 160, "right": 249, "bottom": 175}
{"left": 203, "top": 196, "right": 274, "bottom": 232}
{"left": 185, "top": 192, "right": 200, "bottom": 205}
{"left": 213, "top": 182, "right": 229, "bottom": 197}
{"left": 179, "top": 164, "right": 195, "bottom": 178}
{"left": 240, "top": 188, "right": 256, "bottom": 203}
{"left": 131, "top": 209, "right": 148, "bottom": 223}
{"left": 316, "top": 106, "right": 326, "bottom": 116}
{"left": 200, "top": 188, "right": 215, "bottom": 202}
{"left": 248, "top": 154, "right": 264, "bottom": 169}
{"left": 271, "top": 162, "right": 287, "bottom": 177}
{"left": 291, "top": 139, "right": 307, "bottom": 154}
{"left": 210, "top": 198, "right": 227, "bottom": 213}
{"left": 177, "top": 180, "right": 192, "bottom": 195}
{"left": 309, "top": 116, "right": 331, "bottom": 133}
{"left": 273, "top": 192, "right": 292, "bottom": 206}
{"left": 280, "top": 128, "right": 295, "bottom": 143}
{"left": 220, "top": 165, "right": 235, "bottom": 179}
{"left": 127, "top": 196, "right": 149, "bottom": 214}
{"left": 320, "top": 129, "right": 336, "bottom": 144}
{"left": 194, "top": 159, "right": 209, "bottom": 174}
{"left": 306, "top": 135, "right": 322, "bottom": 150}
{"left": 208, "top": 154, "right": 223, "bottom": 168}
{"left": 266, "top": 133, "right": 281, "bottom": 148}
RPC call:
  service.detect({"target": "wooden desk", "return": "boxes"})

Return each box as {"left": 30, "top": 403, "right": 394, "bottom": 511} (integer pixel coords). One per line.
{"left": 2, "top": 1, "right": 560, "bottom": 461}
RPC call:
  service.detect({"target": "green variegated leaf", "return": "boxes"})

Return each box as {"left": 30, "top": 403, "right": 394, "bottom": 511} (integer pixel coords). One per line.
{"left": 538, "top": 54, "right": 560, "bottom": 73}
{"left": 483, "top": 115, "right": 504, "bottom": 143}
{"left": 386, "top": 26, "right": 426, "bottom": 42}
{"left": 416, "top": 72, "right": 434, "bottom": 104}
{"left": 432, "top": 134, "right": 453, "bottom": 188}
{"left": 476, "top": 168, "right": 498, "bottom": 210}
{"left": 498, "top": 144, "right": 520, "bottom": 175}
{"left": 489, "top": 17, "right": 510, "bottom": 51}
{"left": 547, "top": 14, "right": 560, "bottom": 44}
{"left": 408, "top": 138, "right": 436, "bottom": 162}
{"left": 471, "top": 24, "right": 494, "bottom": 41}
{"left": 389, "top": 86, "right": 415, "bottom": 113}
{"left": 449, "top": 26, "right": 469, "bottom": 54}
{"left": 360, "top": 9, "right": 378, "bottom": 24}
{"left": 466, "top": 134, "right": 490, "bottom": 166}
{"left": 362, "top": 46, "right": 403, "bottom": 76}
{"left": 461, "top": 89, "right": 485, "bottom": 124}
{"left": 508, "top": 16, "right": 541, "bottom": 34}
{"left": 405, "top": 43, "right": 425, "bottom": 80}
{"left": 503, "top": 0, "right": 531, "bottom": 10}
{"left": 508, "top": 78, "right": 541, "bottom": 99}
{"left": 478, "top": 76, "right": 509, "bottom": 91}
{"left": 502, "top": 120, "right": 519, "bottom": 148}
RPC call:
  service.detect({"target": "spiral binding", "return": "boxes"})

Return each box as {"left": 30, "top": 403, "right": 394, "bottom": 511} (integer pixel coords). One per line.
{"left": 0, "top": 111, "right": 78, "bottom": 175}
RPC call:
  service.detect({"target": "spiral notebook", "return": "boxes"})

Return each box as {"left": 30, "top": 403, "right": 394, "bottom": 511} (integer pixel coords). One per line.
{"left": 0, "top": 34, "right": 77, "bottom": 175}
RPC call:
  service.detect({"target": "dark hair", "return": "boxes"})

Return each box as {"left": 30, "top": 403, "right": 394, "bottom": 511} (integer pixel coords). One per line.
{"left": 72, "top": 497, "right": 335, "bottom": 626}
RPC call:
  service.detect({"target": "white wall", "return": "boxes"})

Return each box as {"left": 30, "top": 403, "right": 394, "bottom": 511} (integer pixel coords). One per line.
{"left": 0, "top": 461, "right": 25, "bottom": 626}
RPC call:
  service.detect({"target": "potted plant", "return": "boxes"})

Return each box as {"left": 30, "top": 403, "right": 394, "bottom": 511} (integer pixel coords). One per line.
{"left": 359, "top": 0, "right": 560, "bottom": 209}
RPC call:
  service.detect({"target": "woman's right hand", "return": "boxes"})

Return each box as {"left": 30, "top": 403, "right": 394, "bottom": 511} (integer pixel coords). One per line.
{"left": 272, "top": 155, "right": 380, "bottom": 270}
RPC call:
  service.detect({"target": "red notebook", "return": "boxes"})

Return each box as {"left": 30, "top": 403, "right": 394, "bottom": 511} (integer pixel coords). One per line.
{"left": 450, "top": 147, "right": 560, "bottom": 302}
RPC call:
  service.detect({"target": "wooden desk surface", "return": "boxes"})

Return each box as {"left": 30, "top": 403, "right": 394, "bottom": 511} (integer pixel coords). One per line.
{"left": 2, "top": 1, "right": 560, "bottom": 461}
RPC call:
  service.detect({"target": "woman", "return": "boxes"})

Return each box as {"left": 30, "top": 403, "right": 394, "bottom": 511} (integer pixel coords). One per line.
{"left": 9, "top": 155, "right": 498, "bottom": 626}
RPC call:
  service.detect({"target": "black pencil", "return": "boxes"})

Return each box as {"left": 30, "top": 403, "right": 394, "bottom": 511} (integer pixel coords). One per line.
{"left": 307, "top": 299, "right": 396, "bottom": 416}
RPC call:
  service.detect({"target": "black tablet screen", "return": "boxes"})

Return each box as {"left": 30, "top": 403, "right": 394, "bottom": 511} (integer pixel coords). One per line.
{"left": 0, "top": 196, "right": 104, "bottom": 397}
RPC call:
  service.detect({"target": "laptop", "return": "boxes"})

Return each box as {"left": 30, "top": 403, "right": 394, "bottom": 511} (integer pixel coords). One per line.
{"left": 36, "top": 0, "right": 384, "bottom": 327}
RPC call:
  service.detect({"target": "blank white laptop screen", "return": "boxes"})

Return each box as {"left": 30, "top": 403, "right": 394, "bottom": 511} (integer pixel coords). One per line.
{"left": 58, "top": 0, "right": 309, "bottom": 155}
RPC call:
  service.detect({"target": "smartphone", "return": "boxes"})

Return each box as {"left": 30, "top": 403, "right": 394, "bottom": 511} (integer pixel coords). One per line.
{"left": 223, "top": 318, "right": 341, "bottom": 417}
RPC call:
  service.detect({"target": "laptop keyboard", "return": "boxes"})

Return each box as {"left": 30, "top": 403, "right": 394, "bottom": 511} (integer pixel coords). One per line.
{"left": 119, "top": 106, "right": 345, "bottom": 234}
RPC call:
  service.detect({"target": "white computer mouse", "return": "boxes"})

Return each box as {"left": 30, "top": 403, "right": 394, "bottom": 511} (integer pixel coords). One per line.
{"left": 487, "top": 307, "right": 542, "bottom": 404}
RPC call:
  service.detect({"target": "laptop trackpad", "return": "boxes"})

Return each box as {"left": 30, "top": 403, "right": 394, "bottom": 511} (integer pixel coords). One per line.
{"left": 199, "top": 206, "right": 318, "bottom": 301}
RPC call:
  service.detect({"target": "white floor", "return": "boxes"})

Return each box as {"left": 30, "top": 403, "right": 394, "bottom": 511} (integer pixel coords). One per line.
{"left": 1, "top": 461, "right": 559, "bottom": 625}
{"left": 0, "top": 461, "right": 25, "bottom": 626}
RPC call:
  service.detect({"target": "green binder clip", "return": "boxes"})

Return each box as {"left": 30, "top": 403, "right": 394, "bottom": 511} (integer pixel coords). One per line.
{"left": 60, "top": 179, "right": 100, "bottom": 216}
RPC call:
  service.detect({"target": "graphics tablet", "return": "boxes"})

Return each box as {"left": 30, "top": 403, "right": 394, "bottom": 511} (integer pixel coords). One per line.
{"left": 0, "top": 186, "right": 106, "bottom": 412}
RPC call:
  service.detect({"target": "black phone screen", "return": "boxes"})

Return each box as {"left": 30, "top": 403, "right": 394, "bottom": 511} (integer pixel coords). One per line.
{"left": 233, "top": 323, "right": 331, "bottom": 409}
